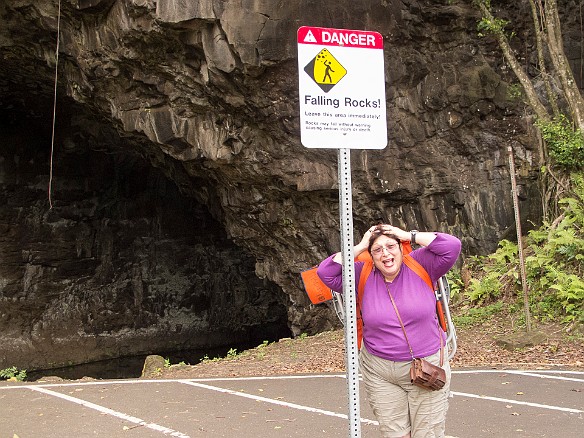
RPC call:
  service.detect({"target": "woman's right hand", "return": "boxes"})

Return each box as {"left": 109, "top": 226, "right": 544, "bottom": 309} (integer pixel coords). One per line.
{"left": 356, "top": 225, "right": 378, "bottom": 254}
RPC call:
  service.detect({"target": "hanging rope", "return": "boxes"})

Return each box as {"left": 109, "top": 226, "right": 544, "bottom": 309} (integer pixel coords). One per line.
{"left": 48, "top": 0, "right": 62, "bottom": 209}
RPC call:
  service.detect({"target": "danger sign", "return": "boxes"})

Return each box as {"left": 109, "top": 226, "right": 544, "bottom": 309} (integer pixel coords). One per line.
{"left": 298, "top": 26, "right": 387, "bottom": 149}
{"left": 304, "top": 48, "right": 347, "bottom": 93}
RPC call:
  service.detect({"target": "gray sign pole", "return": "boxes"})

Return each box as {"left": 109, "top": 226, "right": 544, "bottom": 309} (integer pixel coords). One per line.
{"left": 337, "top": 148, "right": 361, "bottom": 437}
{"left": 298, "top": 26, "right": 385, "bottom": 438}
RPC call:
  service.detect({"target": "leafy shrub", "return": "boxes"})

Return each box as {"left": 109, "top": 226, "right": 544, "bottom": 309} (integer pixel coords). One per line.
{"left": 525, "top": 180, "right": 584, "bottom": 322}
{"left": 536, "top": 115, "right": 584, "bottom": 170}
{"left": 477, "top": 16, "right": 510, "bottom": 37}
{"left": 460, "top": 176, "right": 584, "bottom": 325}
{"left": 463, "top": 240, "right": 518, "bottom": 305}
{"left": 453, "top": 302, "right": 505, "bottom": 328}
{"left": 0, "top": 366, "right": 27, "bottom": 381}
{"left": 445, "top": 270, "right": 463, "bottom": 301}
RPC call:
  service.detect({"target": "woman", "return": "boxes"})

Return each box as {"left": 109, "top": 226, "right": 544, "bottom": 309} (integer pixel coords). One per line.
{"left": 317, "top": 224, "right": 461, "bottom": 438}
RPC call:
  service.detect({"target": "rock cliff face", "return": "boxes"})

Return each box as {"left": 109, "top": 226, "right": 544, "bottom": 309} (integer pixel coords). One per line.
{"left": 0, "top": 0, "right": 566, "bottom": 370}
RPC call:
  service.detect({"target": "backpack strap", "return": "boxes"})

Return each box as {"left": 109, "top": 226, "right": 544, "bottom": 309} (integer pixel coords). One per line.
{"left": 403, "top": 254, "right": 433, "bottom": 291}
{"left": 403, "top": 254, "right": 448, "bottom": 332}
{"left": 356, "top": 258, "right": 373, "bottom": 349}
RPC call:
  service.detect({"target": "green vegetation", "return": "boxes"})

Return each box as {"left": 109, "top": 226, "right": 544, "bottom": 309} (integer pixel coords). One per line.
{"left": 477, "top": 15, "right": 510, "bottom": 38}
{"left": 255, "top": 340, "right": 271, "bottom": 359}
{"left": 453, "top": 302, "right": 506, "bottom": 328}
{"left": 199, "top": 346, "right": 242, "bottom": 364}
{"left": 0, "top": 366, "right": 27, "bottom": 381}
{"left": 457, "top": 178, "right": 584, "bottom": 327}
{"left": 199, "top": 354, "right": 221, "bottom": 363}
{"left": 536, "top": 115, "right": 584, "bottom": 171}
{"left": 506, "top": 83, "right": 523, "bottom": 101}
{"left": 164, "top": 358, "right": 187, "bottom": 368}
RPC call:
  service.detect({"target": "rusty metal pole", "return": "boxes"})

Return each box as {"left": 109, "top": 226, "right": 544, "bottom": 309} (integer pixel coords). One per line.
{"left": 508, "top": 146, "right": 532, "bottom": 332}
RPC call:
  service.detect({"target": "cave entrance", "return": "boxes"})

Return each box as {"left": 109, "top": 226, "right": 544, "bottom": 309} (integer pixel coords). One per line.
{"left": 0, "top": 97, "right": 291, "bottom": 376}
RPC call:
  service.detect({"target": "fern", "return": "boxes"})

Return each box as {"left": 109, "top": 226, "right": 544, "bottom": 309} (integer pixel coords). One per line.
{"left": 488, "top": 239, "right": 518, "bottom": 264}
{"left": 466, "top": 274, "right": 502, "bottom": 304}
{"left": 462, "top": 173, "right": 584, "bottom": 324}
{"left": 536, "top": 115, "right": 584, "bottom": 170}
{"left": 549, "top": 273, "right": 584, "bottom": 323}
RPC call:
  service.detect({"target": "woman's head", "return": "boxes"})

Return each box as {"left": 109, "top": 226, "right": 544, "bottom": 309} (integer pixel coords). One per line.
{"left": 368, "top": 228, "right": 400, "bottom": 253}
{"left": 368, "top": 228, "right": 403, "bottom": 282}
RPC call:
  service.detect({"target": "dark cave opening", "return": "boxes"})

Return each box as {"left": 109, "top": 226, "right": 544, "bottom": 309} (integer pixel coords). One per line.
{"left": 0, "top": 97, "right": 291, "bottom": 375}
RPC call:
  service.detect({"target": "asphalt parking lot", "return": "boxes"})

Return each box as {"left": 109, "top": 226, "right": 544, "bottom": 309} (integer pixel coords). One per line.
{"left": 1, "top": 369, "right": 582, "bottom": 437}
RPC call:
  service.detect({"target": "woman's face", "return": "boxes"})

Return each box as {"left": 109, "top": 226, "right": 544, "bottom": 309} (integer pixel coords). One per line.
{"left": 370, "top": 234, "right": 403, "bottom": 281}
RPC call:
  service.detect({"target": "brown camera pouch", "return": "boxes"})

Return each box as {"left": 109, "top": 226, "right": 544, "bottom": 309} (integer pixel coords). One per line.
{"left": 410, "top": 357, "right": 446, "bottom": 391}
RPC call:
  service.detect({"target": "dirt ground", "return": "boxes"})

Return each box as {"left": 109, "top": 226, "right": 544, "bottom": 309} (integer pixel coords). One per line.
{"left": 154, "top": 317, "right": 584, "bottom": 380}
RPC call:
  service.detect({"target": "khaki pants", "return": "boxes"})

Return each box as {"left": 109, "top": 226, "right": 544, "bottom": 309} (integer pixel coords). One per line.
{"left": 360, "top": 346, "right": 451, "bottom": 438}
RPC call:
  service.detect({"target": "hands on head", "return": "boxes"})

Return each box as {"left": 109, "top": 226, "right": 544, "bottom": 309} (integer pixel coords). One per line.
{"left": 362, "top": 224, "right": 409, "bottom": 244}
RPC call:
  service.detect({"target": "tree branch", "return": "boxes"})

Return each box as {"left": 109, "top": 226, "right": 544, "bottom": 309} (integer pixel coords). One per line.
{"left": 477, "top": 2, "right": 551, "bottom": 122}
{"left": 544, "top": 0, "right": 584, "bottom": 132}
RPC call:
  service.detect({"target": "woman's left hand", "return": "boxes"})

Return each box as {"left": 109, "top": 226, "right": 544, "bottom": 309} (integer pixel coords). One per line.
{"left": 376, "top": 224, "right": 410, "bottom": 241}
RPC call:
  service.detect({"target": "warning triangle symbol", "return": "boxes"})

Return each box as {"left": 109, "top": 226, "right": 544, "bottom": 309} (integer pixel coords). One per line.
{"left": 304, "top": 30, "right": 317, "bottom": 43}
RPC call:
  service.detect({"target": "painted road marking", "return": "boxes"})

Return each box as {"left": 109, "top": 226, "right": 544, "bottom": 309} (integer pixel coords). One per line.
{"left": 0, "top": 374, "right": 346, "bottom": 390}
{"left": 178, "top": 378, "right": 584, "bottom": 418}
{"left": 451, "top": 391, "right": 583, "bottom": 414}
{"left": 4, "top": 369, "right": 580, "bottom": 391}
{"left": 180, "top": 380, "right": 380, "bottom": 426}
{"left": 1, "top": 370, "right": 581, "bottom": 419}
{"left": 453, "top": 369, "right": 584, "bottom": 383}
{"left": 28, "top": 386, "right": 191, "bottom": 437}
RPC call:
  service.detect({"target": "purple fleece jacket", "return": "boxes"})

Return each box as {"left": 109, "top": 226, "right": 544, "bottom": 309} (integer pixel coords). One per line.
{"left": 317, "top": 233, "right": 461, "bottom": 361}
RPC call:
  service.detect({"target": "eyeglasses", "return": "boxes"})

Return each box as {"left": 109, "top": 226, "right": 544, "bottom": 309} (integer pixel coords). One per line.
{"left": 371, "top": 243, "right": 399, "bottom": 256}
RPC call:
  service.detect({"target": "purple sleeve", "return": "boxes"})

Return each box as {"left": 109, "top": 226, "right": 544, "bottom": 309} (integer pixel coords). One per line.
{"left": 316, "top": 254, "right": 365, "bottom": 293}
{"left": 411, "top": 232, "right": 461, "bottom": 282}
{"left": 316, "top": 254, "right": 343, "bottom": 292}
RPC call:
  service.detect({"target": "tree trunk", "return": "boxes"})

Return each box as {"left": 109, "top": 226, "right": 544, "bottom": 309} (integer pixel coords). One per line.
{"left": 543, "top": 0, "right": 584, "bottom": 132}
{"left": 477, "top": 2, "right": 550, "bottom": 122}
{"left": 531, "top": 0, "right": 560, "bottom": 119}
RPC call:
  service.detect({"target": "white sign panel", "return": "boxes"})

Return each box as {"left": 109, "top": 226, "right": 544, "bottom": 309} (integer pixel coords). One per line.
{"left": 297, "top": 26, "right": 387, "bottom": 149}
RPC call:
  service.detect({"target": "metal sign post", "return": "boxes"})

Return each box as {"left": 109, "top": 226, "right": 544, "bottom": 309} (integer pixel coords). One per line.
{"left": 297, "top": 25, "right": 387, "bottom": 437}
{"left": 338, "top": 148, "right": 361, "bottom": 437}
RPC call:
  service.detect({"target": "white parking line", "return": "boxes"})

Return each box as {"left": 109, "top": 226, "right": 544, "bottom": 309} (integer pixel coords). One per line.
{"left": 179, "top": 376, "right": 584, "bottom": 417}
{"left": 452, "top": 369, "right": 584, "bottom": 383}
{"left": 29, "top": 386, "right": 191, "bottom": 437}
{"left": 451, "top": 391, "right": 583, "bottom": 414}
{"left": 180, "top": 380, "right": 380, "bottom": 426}
{"left": 2, "top": 370, "right": 580, "bottom": 420}
{"left": 0, "top": 374, "right": 346, "bottom": 390}
{"left": 1, "top": 370, "right": 581, "bottom": 393}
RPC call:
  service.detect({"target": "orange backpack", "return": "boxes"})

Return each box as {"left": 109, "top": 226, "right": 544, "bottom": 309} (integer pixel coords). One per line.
{"left": 301, "top": 241, "right": 447, "bottom": 349}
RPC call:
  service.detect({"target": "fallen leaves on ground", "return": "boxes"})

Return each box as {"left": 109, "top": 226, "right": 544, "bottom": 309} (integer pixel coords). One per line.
{"left": 158, "top": 317, "right": 583, "bottom": 380}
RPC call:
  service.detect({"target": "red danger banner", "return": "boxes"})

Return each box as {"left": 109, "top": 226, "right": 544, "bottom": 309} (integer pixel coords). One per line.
{"left": 298, "top": 26, "right": 383, "bottom": 49}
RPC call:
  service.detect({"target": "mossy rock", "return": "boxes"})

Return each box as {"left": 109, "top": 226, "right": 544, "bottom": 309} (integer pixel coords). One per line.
{"left": 141, "top": 355, "right": 166, "bottom": 378}
{"left": 494, "top": 330, "right": 548, "bottom": 351}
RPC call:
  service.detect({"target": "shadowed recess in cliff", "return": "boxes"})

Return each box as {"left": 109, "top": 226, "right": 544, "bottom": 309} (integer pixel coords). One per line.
{"left": 0, "top": 102, "right": 291, "bottom": 372}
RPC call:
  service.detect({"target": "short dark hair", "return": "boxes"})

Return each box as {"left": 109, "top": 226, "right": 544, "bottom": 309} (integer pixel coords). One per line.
{"left": 367, "top": 228, "right": 401, "bottom": 254}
